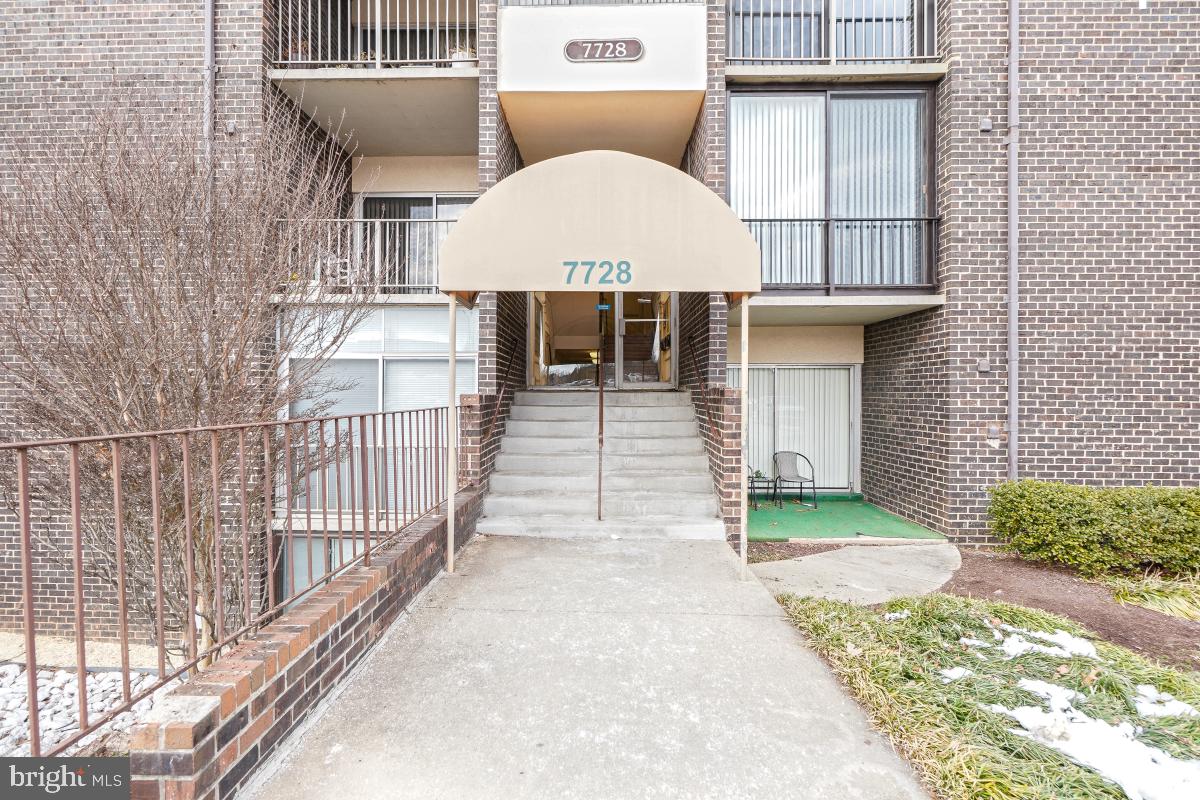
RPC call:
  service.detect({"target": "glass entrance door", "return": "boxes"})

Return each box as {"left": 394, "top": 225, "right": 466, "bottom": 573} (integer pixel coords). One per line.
{"left": 527, "top": 291, "right": 676, "bottom": 389}
{"left": 616, "top": 292, "right": 676, "bottom": 389}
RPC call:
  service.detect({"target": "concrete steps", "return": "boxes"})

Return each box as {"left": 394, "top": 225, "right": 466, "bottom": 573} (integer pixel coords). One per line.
{"left": 514, "top": 390, "right": 689, "bottom": 407}
{"left": 488, "top": 472, "right": 714, "bottom": 494}
{"left": 509, "top": 404, "right": 695, "bottom": 422}
{"left": 479, "top": 390, "right": 724, "bottom": 541}
{"left": 474, "top": 516, "right": 724, "bottom": 540}
{"left": 484, "top": 491, "right": 719, "bottom": 519}
{"left": 501, "top": 434, "right": 704, "bottom": 455}
{"left": 505, "top": 419, "right": 698, "bottom": 438}
{"left": 493, "top": 452, "right": 711, "bottom": 474}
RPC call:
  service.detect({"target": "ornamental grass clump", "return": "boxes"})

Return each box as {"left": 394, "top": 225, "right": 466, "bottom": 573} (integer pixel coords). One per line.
{"left": 781, "top": 593, "right": 1200, "bottom": 800}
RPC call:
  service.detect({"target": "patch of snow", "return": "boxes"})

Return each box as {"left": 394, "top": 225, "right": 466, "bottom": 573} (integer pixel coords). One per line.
{"left": 959, "top": 637, "right": 993, "bottom": 648}
{"left": 986, "top": 622, "right": 1099, "bottom": 660}
{"left": 998, "top": 634, "right": 1083, "bottom": 660}
{"left": 883, "top": 610, "right": 911, "bottom": 622}
{"left": 1134, "top": 685, "right": 1200, "bottom": 719}
{"left": 1017, "top": 678, "right": 1086, "bottom": 711}
{"left": 939, "top": 667, "right": 973, "bottom": 683}
{"left": 987, "top": 680, "right": 1200, "bottom": 800}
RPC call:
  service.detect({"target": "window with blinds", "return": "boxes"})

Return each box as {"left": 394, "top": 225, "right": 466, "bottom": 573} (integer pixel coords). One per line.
{"left": 728, "top": 365, "right": 856, "bottom": 491}
{"left": 730, "top": 91, "right": 931, "bottom": 287}
{"left": 357, "top": 194, "right": 476, "bottom": 293}
{"left": 289, "top": 306, "right": 479, "bottom": 420}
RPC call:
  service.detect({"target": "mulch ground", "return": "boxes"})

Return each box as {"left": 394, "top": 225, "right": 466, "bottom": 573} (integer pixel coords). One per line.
{"left": 747, "top": 541, "right": 848, "bottom": 563}
{"left": 943, "top": 550, "right": 1200, "bottom": 672}
{"left": 748, "top": 542, "right": 1200, "bottom": 671}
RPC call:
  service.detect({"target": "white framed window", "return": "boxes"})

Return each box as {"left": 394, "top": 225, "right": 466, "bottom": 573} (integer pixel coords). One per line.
{"left": 280, "top": 304, "right": 478, "bottom": 598}
{"left": 289, "top": 305, "right": 479, "bottom": 419}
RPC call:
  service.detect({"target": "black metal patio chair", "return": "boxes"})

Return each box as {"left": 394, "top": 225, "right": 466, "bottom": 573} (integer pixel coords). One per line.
{"left": 773, "top": 451, "right": 818, "bottom": 510}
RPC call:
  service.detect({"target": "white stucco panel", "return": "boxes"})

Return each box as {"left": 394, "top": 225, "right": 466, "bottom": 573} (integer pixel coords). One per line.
{"left": 498, "top": 5, "right": 707, "bottom": 93}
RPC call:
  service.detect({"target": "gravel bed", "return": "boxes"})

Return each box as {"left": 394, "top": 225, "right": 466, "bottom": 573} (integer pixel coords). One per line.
{"left": 0, "top": 662, "right": 179, "bottom": 755}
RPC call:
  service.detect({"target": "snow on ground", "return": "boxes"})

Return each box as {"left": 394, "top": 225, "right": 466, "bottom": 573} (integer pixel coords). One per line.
{"left": 939, "top": 667, "right": 974, "bottom": 683}
{"left": 986, "top": 678, "right": 1200, "bottom": 800}
{"left": 946, "top": 621, "right": 1200, "bottom": 800}
{"left": 962, "top": 621, "right": 1100, "bottom": 661}
{"left": 1134, "top": 685, "right": 1200, "bottom": 719}
{"left": 0, "top": 662, "right": 178, "bottom": 756}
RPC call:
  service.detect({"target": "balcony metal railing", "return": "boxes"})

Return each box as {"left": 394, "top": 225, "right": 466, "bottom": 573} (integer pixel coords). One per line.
{"left": 501, "top": 1, "right": 695, "bottom": 5}
{"left": 0, "top": 407, "right": 460, "bottom": 756}
{"left": 275, "top": 0, "right": 479, "bottom": 68}
{"left": 727, "top": 0, "right": 938, "bottom": 65}
{"left": 745, "top": 217, "right": 938, "bottom": 290}
{"left": 291, "top": 218, "right": 452, "bottom": 294}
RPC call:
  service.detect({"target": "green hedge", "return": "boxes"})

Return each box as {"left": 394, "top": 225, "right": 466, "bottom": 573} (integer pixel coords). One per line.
{"left": 988, "top": 480, "right": 1200, "bottom": 577}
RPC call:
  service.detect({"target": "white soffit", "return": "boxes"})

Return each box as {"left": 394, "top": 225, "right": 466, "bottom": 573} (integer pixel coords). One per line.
{"left": 730, "top": 295, "right": 947, "bottom": 326}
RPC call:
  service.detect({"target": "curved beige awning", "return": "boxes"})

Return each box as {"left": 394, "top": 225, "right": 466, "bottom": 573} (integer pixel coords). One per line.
{"left": 438, "top": 150, "right": 760, "bottom": 307}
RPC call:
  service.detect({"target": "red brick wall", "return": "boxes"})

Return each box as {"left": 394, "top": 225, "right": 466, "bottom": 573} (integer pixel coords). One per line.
{"left": 690, "top": 387, "right": 743, "bottom": 543}
{"left": 473, "top": 0, "right": 526, "bottom": 477}
{"left": 0, "top": 0, "right": 274, "bottom": 637}
{"left": 129, "top": 489, "right": 483, "bottom": 799}
{"left": 864, "top": 0, "right": 1200, "bottom": 544}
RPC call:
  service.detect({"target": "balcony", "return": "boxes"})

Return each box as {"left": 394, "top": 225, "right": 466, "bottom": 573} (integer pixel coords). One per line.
{"left": 270, "top": 1, "right": 480, "bottom": 157}
{"left": 733, "top": 216, "right": 943, "bottom": 325}
{"left": 726, "top": 0, "right": 944, "bottom": 83}
{"left": 746, "top": 217, "right": 937, "bottom": 292}
{"left": 274, "top": 0, "right": 478, "bottom": 68}
{"left": 292, "top": 218, "right": 454, "bottom": 294}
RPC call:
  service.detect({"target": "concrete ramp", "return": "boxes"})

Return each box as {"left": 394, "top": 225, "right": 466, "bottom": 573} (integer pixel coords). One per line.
{"left": 242, "top": 537, "right": 928, "bottom": 800}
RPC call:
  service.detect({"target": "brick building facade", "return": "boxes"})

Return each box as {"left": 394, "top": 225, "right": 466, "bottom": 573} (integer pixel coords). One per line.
{"left": 2, "top": 0, "right": 1198, "bottom": 644}
{"left": 864, "top": 0, "right": 1200, "bottom": 542}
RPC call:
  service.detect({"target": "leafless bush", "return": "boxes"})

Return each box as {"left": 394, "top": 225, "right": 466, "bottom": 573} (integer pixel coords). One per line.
{"left": 0, "top": 92, "right": 374, "bottom": 662}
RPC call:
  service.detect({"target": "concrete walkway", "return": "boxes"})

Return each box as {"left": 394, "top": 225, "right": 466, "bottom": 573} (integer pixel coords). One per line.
{"left": 751, "top": 544, "right": 961, "bottom": 605}
{"left": 244, "top": 536, "right": 927, "bottom": 800}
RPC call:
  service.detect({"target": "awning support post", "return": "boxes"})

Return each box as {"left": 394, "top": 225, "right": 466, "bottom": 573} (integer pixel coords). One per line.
{"left": 739, "top": 300, "right": 749, "bottom": 578}
{"left": 446, "top": 292, "right": 457, "bottom": 574}
{"left": 597, "top": 293, "right": 605, "bottom": 521}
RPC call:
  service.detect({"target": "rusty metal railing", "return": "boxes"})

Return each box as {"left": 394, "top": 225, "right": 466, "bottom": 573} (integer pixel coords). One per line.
{"left": 0, "top": 407, "right": 461, "bottom": 756}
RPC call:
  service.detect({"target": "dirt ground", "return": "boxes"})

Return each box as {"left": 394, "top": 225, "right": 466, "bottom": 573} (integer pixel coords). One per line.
{"left": 748, "top": 542, "right": 1200, "bottom": 671}
{"left": 747, "top": 541, "right": 848, "bottom": 563}
{"left": 943, "top": 550, "right": 1200, "bottom": 672}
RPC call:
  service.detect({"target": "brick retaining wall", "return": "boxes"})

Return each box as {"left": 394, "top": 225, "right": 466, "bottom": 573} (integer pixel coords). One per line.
{"left": 128, "top": 487, "right": 483, "bottom": 800}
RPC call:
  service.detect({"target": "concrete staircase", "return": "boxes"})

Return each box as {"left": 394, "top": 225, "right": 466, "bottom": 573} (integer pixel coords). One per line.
{"left": 476, "top": 390, "right": 725, "bottom": 540}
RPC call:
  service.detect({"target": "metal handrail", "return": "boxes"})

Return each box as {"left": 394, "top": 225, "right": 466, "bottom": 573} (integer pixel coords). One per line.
{"left": 685, "top": 333, "right": 716, "bottom": 436}
{"left": 597, "top": 296, "right": 606, "bottom": 521}
{"left": 482, "top": 332, "right": 523, "bottom": 445}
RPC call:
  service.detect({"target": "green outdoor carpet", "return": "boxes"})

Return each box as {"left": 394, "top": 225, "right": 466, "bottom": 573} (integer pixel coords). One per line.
{"left": 748, "top": 495, "right": 944, "bottom": 542}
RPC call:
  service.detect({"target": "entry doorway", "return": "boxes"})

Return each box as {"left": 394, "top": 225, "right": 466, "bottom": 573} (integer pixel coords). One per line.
{"left": 528, "top": 291, "right": 677, "bottom": 390}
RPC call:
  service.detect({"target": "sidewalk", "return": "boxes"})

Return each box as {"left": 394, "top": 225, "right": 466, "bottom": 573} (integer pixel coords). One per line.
{"left": 242, "top": 536, "right": 927, "bottom": 800}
